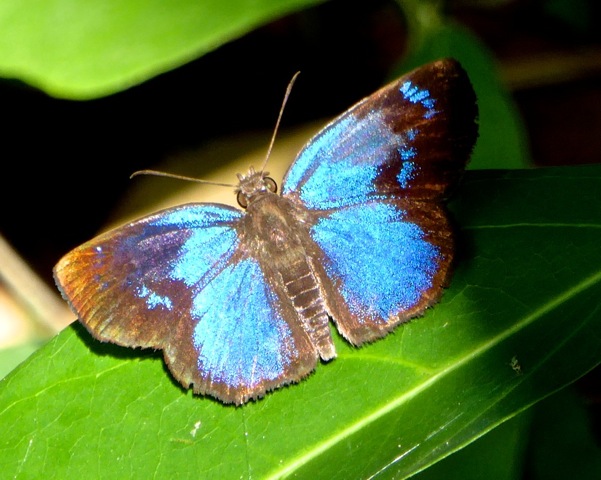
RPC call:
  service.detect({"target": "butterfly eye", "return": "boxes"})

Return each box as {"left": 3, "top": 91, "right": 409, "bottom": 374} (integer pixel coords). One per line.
{"left": 264, "top": 177, "right": 277, "bottom": 193}
{"left": 237, "top": 191, "right": 249, "bottom": 208}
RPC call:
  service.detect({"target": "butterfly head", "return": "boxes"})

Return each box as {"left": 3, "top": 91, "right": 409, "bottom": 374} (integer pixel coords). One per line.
{"left": 236, "top": 166, "right": 278, "bottom": 208}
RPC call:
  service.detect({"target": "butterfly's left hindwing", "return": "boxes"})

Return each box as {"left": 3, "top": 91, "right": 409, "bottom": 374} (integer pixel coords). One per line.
{"left": 282, "top": 58, "right": 477, "bottom": 343}
{"left": 54, "top": 203, "right": 318, "bottom": 404}
{"left": 302, "top": 199, "right": 455, "bottom": 344}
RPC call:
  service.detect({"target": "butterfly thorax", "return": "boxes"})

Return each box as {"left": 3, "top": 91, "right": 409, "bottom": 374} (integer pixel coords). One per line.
{"left": 243, "top": 190, "right": 307, "bottom": 265}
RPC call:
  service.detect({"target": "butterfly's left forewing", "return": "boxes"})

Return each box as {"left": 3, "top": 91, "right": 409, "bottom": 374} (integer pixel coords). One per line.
{"left": 282, "top": 59, "right": 477, "bottom": 207}
{"left": 282, "top": 58, "right": 478, "bottom": 344}
{"left": 54, "top": 203, "right": 317, "bottom": 404}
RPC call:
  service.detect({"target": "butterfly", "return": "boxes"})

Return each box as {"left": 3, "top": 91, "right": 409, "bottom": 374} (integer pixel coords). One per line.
{"left": 54, "top": 58, "right": 478, "bottom": 405}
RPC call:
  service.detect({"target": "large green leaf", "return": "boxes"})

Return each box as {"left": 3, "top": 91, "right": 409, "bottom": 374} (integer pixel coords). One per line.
{"left": 0, "top": 343, "right": 41, "bottom": 381}
{"left": 0, "top": 0, "right": 324, "bottom": 99}
{"left": 1, "top": 165, "right": 600, "bottom": 478}
{"left": 525, "top": 386, "right": 601, "bottom": 479}
{"left": 414, "top": 408, "right": 534, "bottom": 480}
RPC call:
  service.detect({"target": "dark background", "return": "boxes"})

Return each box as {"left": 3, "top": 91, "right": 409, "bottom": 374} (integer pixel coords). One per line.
{"left": 2, "top": 0, "right": 600, "bottom": 285}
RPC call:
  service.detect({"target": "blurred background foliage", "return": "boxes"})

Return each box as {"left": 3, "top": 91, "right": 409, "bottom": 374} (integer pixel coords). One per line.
{"left": 2, "top": 0, "right": 601, "bottom": 282}
{"left": 1, "top": 0, "right": 600, "bottom": 478}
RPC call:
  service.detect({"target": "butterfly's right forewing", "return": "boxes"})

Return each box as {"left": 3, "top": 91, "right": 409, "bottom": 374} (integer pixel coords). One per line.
{"left": 54, "top": 203, "right": 318, "bottom": 404}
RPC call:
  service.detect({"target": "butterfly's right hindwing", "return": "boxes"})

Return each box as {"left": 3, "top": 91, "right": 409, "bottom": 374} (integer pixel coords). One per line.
{"left": 54, "top": 203, "right": 317, "bottom": 404}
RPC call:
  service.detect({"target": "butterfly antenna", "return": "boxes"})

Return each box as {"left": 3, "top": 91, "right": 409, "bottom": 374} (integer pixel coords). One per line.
{"left": 260, "top": 71, "right": 301, "bottom": 173}
{"left": 132, "top": 73, "right": 300, "bottom": 185}
{"left": 130, "top": 170, "right": 237, "bottom": 188}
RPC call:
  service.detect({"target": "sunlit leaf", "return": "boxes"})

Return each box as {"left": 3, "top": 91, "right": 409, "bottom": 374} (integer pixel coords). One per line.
{"left": 0, "top": 0, "right": 325, "bottom": 99}
{"left": 0, "top": 165, "right": 599, "bottom": 478}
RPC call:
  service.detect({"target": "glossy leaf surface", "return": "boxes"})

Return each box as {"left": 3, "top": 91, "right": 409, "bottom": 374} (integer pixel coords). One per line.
{"left": 0, "top": 165, "right": 600, "bottom": 478}
{"left": 0, "top": 0, "right": 324, "bottom": 99}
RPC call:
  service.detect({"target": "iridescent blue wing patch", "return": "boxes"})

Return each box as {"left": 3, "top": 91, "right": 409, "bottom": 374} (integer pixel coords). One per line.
{"left": 282, "top": 58, "right": 477, "bottom": 343}
{"left": 54, "top": 203, "right": 317, "bottom": 404}
{"left": 304, "top": 199, "right": 455, "bottom": 344}
{"left": 282, "top": 58, "right": 477, "bottom": 209}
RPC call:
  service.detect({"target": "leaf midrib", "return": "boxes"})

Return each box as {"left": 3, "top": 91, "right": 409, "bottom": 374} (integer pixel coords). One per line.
{"left": 266, "top": 267, "right": 601, "bottom": 479}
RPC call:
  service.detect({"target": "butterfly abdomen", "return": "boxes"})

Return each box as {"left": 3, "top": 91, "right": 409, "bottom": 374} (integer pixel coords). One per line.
{"left": 244, "top": 193, "right": 336, "bottom": 362}
{"left": 278, "top": 258, "right": 336, "bottom": 361}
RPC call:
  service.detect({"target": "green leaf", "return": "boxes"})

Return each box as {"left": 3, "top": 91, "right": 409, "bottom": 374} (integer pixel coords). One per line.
{"left": 0, "top": 343, "right": 41, "bottom": 380}
{"left": 525, "top": 386, "right": 601, "bottom": 479}
{"left": 1, "top": 165, "right": 600, "bottom": 478}
{"left": 416, "top": 385, "right": 601, "bottom": 480}
{"left": 413, "top": 408, "right": 533, "bottom": 480}
{"left": 0, "top": 0, "right": 324, "bottom": 99}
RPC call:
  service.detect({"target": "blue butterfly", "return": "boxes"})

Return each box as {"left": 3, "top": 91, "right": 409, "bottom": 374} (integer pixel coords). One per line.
{"left": 54, "top": 59, "right": 478, "bottom": 405}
